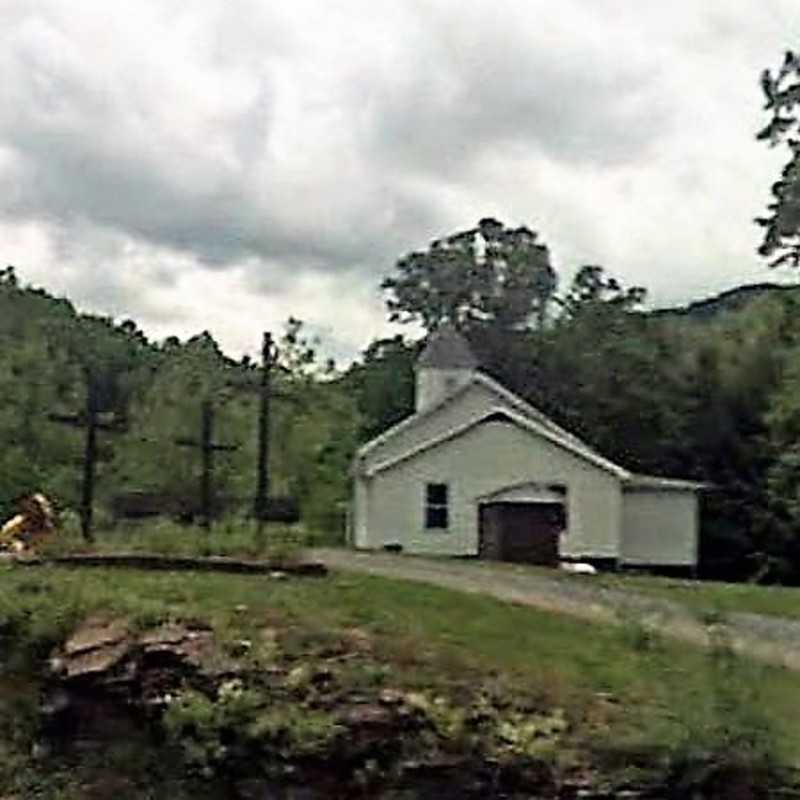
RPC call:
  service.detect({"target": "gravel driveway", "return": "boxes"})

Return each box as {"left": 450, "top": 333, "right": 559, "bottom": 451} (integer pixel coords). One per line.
{"left": 310, "top": 548, "right": 800, "bottom": 670}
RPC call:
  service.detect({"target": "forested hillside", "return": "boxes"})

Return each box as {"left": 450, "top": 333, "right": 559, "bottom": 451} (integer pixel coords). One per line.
{"left": 5, "top": 249, "right": 800, "bottom": 581}
{"left": 0, "top": 267, "right": 358, "bottom": 536}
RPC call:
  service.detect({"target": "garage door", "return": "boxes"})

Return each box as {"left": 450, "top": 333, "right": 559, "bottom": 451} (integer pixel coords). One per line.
{"left": 478, "top": 502, "right": 564, "bottom": 566}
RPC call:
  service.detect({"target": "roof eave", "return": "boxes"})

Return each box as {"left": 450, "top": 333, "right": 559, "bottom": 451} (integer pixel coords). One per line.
{"left": 623, "top": 474, "right": 710, "bottom": 492}
{"left": 367, "top": 406, "right": 631, "bottom": 480}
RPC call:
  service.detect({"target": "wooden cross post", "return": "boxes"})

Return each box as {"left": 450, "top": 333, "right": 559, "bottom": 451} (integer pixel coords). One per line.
{"left": 254, "top": 332, "right": 275, "bottom": 531}
{"left": 175, "top": 398, "right": 238, "bottom": 530}
{"left": 48, "top": 373, "right": 126, "bottom": 542}
{"left": 251, "top": 331, "right": 304, "bottom": 534}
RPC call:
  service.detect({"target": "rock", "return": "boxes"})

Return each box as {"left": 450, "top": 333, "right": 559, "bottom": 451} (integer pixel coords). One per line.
{"left": 30, "top": 740, "right": 51, "bottom": 760}
{"left": 61, "top": 642, "right": 131, "bottom": 680}
{"left": 139, "top": 624, "right": 191, "bottom": 648}
{"left": 142, "top": 692, "right": 175, "bottom": 710}
{"left": 48, "top": 619, "right": 224, "bottom": 709}
{"left": 341, "top": 703, "right": 393, "bottom": 728}
{"left": 179, "top": 631, "right": 214, "bottom": 667}
{"left": 54, "top": 616, "right": 134, "bottom": 681}
{"left": 341, "top": 627, "right": 372, "bottom": 654}
{"left": 140, "top": 623, "right": 215, "bottom": 667}
{"left": 403, "top": 692, "right": 430, "bottom": 712}
{"left": 227, "top": 639, "right": 253, "bottom": 657}
{"left": 102, "top": 658, "right": 138, "bottom": 687}
{"left": 594, "top": 691, "right": 620, "bottom": 705}
{"left": 48, "top": 656, "right": 66, "bottom": 676}
{"left": 63, "top": 616, "right": 129, "bottom": 656}
{"left": 378, "top": 688, "right": 404, "bottom": 706}
{"left": 285, "top": 664, "right": 312, "bottom": 690}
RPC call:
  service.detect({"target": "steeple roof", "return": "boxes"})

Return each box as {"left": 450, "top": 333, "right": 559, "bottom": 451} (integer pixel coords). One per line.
{"left": 417, "top": 324, "right": 478, "bottom": 369}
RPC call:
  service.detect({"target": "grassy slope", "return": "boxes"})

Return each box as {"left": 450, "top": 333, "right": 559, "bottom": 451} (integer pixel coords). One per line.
{"left": 1, "top": 562, "right": 799, "bottom": 763}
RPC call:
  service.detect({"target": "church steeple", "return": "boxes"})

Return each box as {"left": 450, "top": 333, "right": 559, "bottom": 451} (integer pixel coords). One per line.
{"left": 415, "top": 324, "right": 478, "bottom": 411}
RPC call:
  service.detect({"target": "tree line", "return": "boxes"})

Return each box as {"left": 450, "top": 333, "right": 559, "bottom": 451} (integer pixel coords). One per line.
{"left": 5, "top": 247, "right": 798, "bottom": 579}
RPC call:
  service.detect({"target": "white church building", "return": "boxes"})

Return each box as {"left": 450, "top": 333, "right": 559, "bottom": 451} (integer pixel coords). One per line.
{"left": 351, "top": 325, "right": 703, "bottom": 569}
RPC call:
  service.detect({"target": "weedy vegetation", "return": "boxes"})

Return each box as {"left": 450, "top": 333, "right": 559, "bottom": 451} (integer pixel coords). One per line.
{"left": 0, "top": 562, "right": 796, "bottom": 798}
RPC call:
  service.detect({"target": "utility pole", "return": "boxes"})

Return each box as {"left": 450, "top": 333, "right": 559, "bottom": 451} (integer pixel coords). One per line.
{"left": 48, "top": 371, "right": 125, "bottom": 542}
{"left": 175, "top": 398, "right": 238, "bottom": 529}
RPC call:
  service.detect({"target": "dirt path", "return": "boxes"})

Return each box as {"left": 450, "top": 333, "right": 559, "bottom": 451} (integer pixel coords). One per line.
{"left": 311, "top": 549, "right": 800, "bottom": 670}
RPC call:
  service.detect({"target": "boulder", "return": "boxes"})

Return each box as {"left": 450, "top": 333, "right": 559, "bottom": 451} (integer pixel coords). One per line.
{"left": 55, "top": 616, "right": 132, "bottom": 680}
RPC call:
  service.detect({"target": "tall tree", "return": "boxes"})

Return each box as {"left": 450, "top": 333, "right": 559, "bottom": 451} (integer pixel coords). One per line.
{"left": 757, "top": 50, "right": 800, "bottom": 267}
{"left": 269, "top": 318, "right": 359, "bottom": 537}
{"left": 342, "top": 336, "right": 417, "bottom": 440}
{"left": 557, "top": 265, "right": 646, "bottom": 320}
{"left": 382, "top": 218, "right": 557, "bottom": 332}
{"left": 109, "top": 332, "right": 238, "bottom": 506}
{"left": 530, "top": 266, "right": 685, "bottom": 472}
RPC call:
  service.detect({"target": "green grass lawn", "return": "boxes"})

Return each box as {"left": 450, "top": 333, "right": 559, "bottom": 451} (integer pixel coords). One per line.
{"left": 594, "top": 571, "right": 800, "bottom": 620}
{"left": 44, "top": 518, "right": 800, "bottom": 623}
{"left": 414, "top": 554, "right": 800, "bottom": 622}
{"left": 496, "top": 560, "right": 800, "bottom": 621}
{"left": 40, "top": 517, "right": 307, "bottom": 561}
{"left": 2, "top": 560, "right": 800, "bottom": 767}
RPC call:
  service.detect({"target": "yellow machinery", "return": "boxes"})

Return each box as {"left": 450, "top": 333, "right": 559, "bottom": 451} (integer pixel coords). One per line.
{"left": 0, "top": 494, "right": 56, "bottom": 553}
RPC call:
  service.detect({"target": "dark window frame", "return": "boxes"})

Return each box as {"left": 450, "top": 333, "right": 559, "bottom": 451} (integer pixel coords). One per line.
{"left": 425, "top": 482, "right": 449, "bottom": 530}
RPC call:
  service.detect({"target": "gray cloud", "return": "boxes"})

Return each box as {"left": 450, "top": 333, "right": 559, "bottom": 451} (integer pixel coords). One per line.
{"left": 0, "top": 0, "right": 796, "bottom": 359}
{"left": 0, "top": 0, "right": 671, "bottom": 274}
{"left": 363, "top": 4, "right": 672, "bottom": 174}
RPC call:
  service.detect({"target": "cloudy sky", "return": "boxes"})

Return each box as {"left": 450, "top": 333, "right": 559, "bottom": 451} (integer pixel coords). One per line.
{"left": 1, "top": 1, "right": 799, "bottom": 362}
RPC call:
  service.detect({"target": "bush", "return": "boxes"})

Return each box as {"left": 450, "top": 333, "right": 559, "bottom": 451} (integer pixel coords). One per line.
{"left": 163, "top": 683, "right": 341, "bottom": 778}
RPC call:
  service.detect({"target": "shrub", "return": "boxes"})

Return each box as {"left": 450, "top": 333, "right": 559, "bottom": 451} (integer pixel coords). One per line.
{"left": 163, "top": 683, "right": 342, "bottom": 777}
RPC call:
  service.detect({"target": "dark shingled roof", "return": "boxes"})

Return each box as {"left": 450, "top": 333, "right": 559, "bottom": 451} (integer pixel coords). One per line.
{"left": 417, "top": 324, "right": 478, "bottom": 369}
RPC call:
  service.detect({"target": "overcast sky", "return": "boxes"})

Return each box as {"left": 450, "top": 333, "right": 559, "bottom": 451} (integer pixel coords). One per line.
{"left": 2, "top": 1, "right": 800, "bottom": 362}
